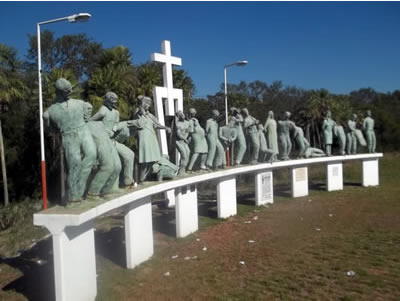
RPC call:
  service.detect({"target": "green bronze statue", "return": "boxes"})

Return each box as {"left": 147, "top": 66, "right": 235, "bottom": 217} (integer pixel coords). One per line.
{"left": 43, "top": 78, "right": 96, "bottom": 203}
{"left": 333, "top": 125, "right": 346, "bottom": 155}
{"left": 264, "top": 111, "right": 279, "bottom": 158}
{"left": 362, "top": 110, "right": 376, "bottom": 153}
{"left": 205, "top": 110, "right": 225, "bottom": 169}
{"left": 187, "top": 108, "right": 208, "bottom": 172}
{"left": 257, "top": 124, "right": 276, "bottom": 162}
{"left": 346, "top": 114, "right": 358, "bottom": 154}
{"left": 303, "top": 138, "right": 325, "bottom": 158}
{"left": 277, "top": 111, "right": 295, "bottom": 160}
{"left": 230, "top": 107, "right": 247, "bottom": 165}
{"left": 90, "top": 92, "right": 135, "bottom": 188}
{"left": 219, "top": 117, "right": 238, "bottom": 158}
{"left": 175, "top": 110, "right": 191, "bottom": 175}
{"left": 293, "top": 125, "right": 307, "bottom": 158}
{"left": 242, "top": 108, "right": 260, "bottom": 164}
{"left": 322, "top": 110, "right": 336, "bottom": 156}
{"left": 152, "top": 155, "right": 178, "bottom": 181}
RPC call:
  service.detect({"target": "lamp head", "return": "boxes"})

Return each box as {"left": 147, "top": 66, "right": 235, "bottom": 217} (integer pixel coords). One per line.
{"left": 68, "top": 13, "right": 92, "bottom": 23}
{"left": 236, "top": 60, "right": 248, "bottom": 66}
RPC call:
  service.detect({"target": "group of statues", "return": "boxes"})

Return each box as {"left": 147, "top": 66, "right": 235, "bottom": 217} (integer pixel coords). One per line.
{"left": 44, "top": 78, "right": 377, "bottom": 206}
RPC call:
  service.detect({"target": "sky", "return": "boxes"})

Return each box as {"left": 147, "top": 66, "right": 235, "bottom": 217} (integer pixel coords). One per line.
{"left": 1, "top": 1, "right": 400, "bottom": 98}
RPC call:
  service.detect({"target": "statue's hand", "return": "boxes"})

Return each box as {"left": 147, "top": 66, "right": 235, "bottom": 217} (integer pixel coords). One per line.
{"left": 166, "top": 127, "right": 171, "bottom": 134}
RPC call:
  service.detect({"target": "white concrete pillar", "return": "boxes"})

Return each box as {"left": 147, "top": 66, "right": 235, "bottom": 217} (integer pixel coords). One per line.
{"left": 255, "top": 171, "right": 274, "bottom": 205}
{"left": 50, "top": 222, "right": 97, "bottom": 301}
{"left": 175, "top": 184, "right": 198, "bottom": 238}
{"left": 291, "top": 166, "right": 308, "bottom": 197}
{"left": 362, "top": 158, "right": 379, "bottom": 186}
{"left": 326, "top": 162, "right": 343, "bottom": 191}
{"left": 165, "top": 189, "right": 176, "bottom": 207}
{"left": 217, "top": 176, "right": 237, "bottom": 218}
{"left": 124, "top": 197, "right": 154, "bottom": 269}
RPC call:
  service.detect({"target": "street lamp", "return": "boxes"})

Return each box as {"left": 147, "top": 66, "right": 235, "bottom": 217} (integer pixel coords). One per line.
{"left": 224, "top": 60, "right": 248, "bottom": 125}
{"left": 223, "top": 60, "right": 247, "bottom": 167}
{"left": 37, "top": 13, "right": 92, "bottom": 210}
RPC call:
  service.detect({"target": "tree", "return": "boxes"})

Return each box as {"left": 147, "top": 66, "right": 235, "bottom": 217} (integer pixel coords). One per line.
{"left": 0, "top": 44, "right": 25, "bottom": 206}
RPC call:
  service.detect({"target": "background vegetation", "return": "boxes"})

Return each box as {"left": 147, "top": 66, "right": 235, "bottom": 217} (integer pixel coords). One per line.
{"left": 0, "top": 31, "right": 399, "bottom": 210}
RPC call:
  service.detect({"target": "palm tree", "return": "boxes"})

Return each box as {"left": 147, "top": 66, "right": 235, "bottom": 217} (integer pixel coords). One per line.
{"left": 0, "top": 44, "right": 25, "bottom": 206}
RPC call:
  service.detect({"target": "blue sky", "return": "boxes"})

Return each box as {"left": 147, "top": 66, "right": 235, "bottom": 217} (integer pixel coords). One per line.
{"left": 1, "top": 1, "right": 399, "bottom": 97}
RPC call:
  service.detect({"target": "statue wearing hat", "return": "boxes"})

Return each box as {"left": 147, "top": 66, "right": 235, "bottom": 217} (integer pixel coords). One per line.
{"left": 43, "top": 78, "right": 96, "bottom": 203}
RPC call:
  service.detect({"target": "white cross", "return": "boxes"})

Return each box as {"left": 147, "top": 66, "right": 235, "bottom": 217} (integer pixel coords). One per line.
{"left": 152, "top": 40, "right": 183, "bottom": 155}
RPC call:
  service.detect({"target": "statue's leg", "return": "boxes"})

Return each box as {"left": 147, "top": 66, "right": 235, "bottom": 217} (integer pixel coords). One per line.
{"left": 326, "top": 144, "right": 331, "bottom": 156}
{"left": 235, "top": 135, "right": 246, "bottom": 164}
{"left": 352, "top": 134, "right": 357, "bottom": 154}
{"left": 287, "top": 136, "right": 292, "bottom": 159}
{"left": 346, "top": 134, "right": 352, "bottom": 155}
{"left": 176, "top": 141, "right": 186, "bottom": 174}
{"left": 215, "top": 140, "right": 225, "bottom": 167}
{"left": 116, "top": 142, "right": 135, "bottom": 186}
{"left": 63, "top": 134, "right": 83, "bottom": 201}
{"left": 183, "top": 144, "right": 190, "bottom": 168}
{"left": 206, "top": 138, "right": 216, "bottom": 168}
{"left": 372, "top": 132, "right": 376, "bottom": 152}
{"left": 139, "top": 162, "right": 152, "bottom": 182}
{"left": 279, "top": 135, "right": 287, "bottom": 160}
{"left": 200, "top": 153, "right": 207, "bottom": 169}
{"left": 187, "top": 153, "right": 199, "bottom": 171}
{"left": 77, "top": 129, "right": 97, "bottom": 198}
{"left": 101, "top": 146, "right": 122, "bottom": 195}
{"left": 88, "top": 140, "right": 114, "bottom": 196}
{"left": 251, "top": 134, "right": 260, "bottom": 163}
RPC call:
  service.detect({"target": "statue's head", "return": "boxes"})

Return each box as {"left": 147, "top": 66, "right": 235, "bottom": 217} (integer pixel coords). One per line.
{"left": 230, "top": 107, "right": 238, "bottom": 115}
{"left": 326, "top": 110, "right": 331, "bottom": 118}
{"left": 352, "top": 113, "right": 357, "bottom": 121}
{"left": 104, "top": 92, "right": 118, "bottom": 109}
{"left": 366, "top": 110, "right": 371, "bottom": 117}
{"left": 268, "top": 111, "right": 274, "bottom": 119}
{"left": 281, "top": 111, "right": 291, "bottom": 120}
{"left": 258, "top": 124, "right": 264, "bottom": 131}
{"left": 55, "top": 78, "right": 72, "bottom": 100}
{"left": 241, "top": 108, "right": 249, "bottom": 116}
{"left": 228, "top": 116, "right": 236, "bottom": 126}
{"left": 212, "top": 109, "right": 220, "bottom": 118}
{"left": 189, "top": 108, "right": 197, "bottom": 117}
{"left": 176, "top": 110, "right": 185, "bottom": 120}
{"left": 137, "top": 95, "right": 152, "bottom": 111}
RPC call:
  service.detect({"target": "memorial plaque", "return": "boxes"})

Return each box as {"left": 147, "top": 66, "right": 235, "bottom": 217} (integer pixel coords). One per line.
{"left": 262, "top": 172, "right": 272, "bottom": 200}
{"left": 332, "top": 166, "right": 339, "bottom": 177}
{"left": 295, "top": 168, "right": 306, "bottom": 182}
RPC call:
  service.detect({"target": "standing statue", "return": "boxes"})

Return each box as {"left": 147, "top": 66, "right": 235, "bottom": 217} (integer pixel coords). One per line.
{"left": 129, "top": 96, "right": 171, "bottom": 182}
{"left": 187, "top": 108, "right": 208, "bottom": 172}
{"left": 303, "top": 138, "right": 326, "bottom": 158}
{"left": 43, "top": 78, "right": 96, "bottom": 203}
{"left": 230, "top": 107, "right": 247, "bottom": 165}
{"left": 175, "top": 110, "right": 191, "bottom": 175}
{"left": 322, "top": 110, "right": 336, "bottom": 156}
{"left": 205, "top": 110, "right": 225, "bottom": 169}
{"left": 346, "top": 114, "right": 358, "bottom": 154}
{"left": 257, "top": 124, "right": 276, "bottom": 162}
{"left": 242, "top": 108, "right": 260, "bottom": 164}
{"left": 293, "top": 125, "right": 307, "bottom": 158}
{"left": 363, "top": 110, "right": 376, "bottom": 153}
{"left": 333, "top": 125, "right": 346, "bottom": 155}
{"left": 277, "top": 111, "right": 295, "bottom": 160}
{"left": 90, "top": 92, "right": 135, "bottom": 188}
{"left": 264, "top": 111, "right": 279, "bottom": 158}
{"left": 219, "top": 117, "right": 238, "bottom": 162}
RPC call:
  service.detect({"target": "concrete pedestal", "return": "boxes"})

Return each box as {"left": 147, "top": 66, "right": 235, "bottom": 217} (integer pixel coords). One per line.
{"left": 255, "top": 171, "right": 273, "bottom": 205}
{"left": 52, "top": 222, "right": 97, "bottom": 301}
{"left": 124, "top": 198, "right": 153, "bottom": 269}
{"left": 217, "top": 176, "right": 237, "bottom": 218}
{"left": 362, "top": 158, "right": 379, "bottom": 186}
{"left": 165, "top": 189, "right": 175, "bottom": 207}
{"left": 291, "top": 167, "right": 308, "bottom": 197}
{"left": 326, "top": 162, "right": 343, "bottom": 191}
{"left": 175, "top": 185, "right": 198, "bottom": 238}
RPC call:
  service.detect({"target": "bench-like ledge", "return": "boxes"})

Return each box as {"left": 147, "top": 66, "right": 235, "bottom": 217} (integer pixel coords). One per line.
{"left": 34, "top": 153, "right": 382, "bottom": 301}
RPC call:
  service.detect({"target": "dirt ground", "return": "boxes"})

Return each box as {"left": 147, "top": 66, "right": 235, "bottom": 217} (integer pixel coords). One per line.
{"left": 1, "top": 154, "right": 400, "bottom": 300}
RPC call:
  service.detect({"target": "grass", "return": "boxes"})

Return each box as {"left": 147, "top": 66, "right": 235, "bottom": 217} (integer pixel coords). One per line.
{"left": 1, "top": 153, "right": 400, "bottom": 300}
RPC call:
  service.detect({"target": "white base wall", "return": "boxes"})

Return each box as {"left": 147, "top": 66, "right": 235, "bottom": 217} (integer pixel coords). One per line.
{"left": 255, "top": 171, "right": 274, "bottom": 205}
{"left": 362, "top": 159, "right": 379, "bottom": 186}
{"left": 52, "top": 222, "right": 97, "bottom": 301}
{"left": 326, "top": 162, "right": 343, "bottom": 191}
{"left": 124, "top": 199, "right": 154, "bottom": 269}
{"left": 175, "top": 185, "right": 198, "bottom": 238}
{"left": 165, "top": 189, "right": 175, "bottom": 207}
{"left": 291, "top": 167, "right": 309, "bottom": 198}
{"left": 217, "top": 176, "right": 237, "bottom": 218}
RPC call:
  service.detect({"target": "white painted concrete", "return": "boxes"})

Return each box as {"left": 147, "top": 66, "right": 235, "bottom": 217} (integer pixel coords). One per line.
{"left": 255, "top": 171, "right": 273, "bottom": 205}
{"left": 362, "top": 158, "right": 379, "bottom": 186}
{"left": 124, "top": 198, "right": 154, "bottom": 269}
{"left": 165, "top": 189, "right": 176, "bottom": 208}
{"left": 291, "top": 167, "right": 308, "bottom": 197}
{"left": 33, "top": 153, "right": 383, "bottom": 301}
{"left": 217, "top": 176, "right": 237, "bottom": 218}
{"left": 326, "top": 162, "right": 343, "bottom": 191}
{"left": 175, "top": 185, "right": 198, "bottom": 238}
{"left": 52, "top": 221, "right": 96, "bottom": 301}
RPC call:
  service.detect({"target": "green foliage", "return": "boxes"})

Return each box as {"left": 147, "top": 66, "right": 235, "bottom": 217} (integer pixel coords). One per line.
{"left": 0, "top": 198, "right": 41, "bottom": 230}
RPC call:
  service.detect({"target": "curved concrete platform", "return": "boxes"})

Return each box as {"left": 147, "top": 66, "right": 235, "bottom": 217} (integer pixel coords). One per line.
{"left": 33, "top": 153, "right": 383, "bottom": 301}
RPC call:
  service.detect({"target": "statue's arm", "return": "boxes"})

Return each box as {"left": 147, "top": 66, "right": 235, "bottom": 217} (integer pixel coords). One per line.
{"left": 43, "top": 110, "right": 50, "bottom": 128}
{"left": 90, "top": 107, "right": 107, "bottom": 121}
{"left": 218, "top": 127, "right": 228, "bottom": 142}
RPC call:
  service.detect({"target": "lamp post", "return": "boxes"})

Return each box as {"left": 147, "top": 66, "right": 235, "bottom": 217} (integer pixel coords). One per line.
{"left": 223, "top": 60, "right": 247, "bottom": 166}
{"left": 37, "top": 13, "right": 91, "bottom": 210}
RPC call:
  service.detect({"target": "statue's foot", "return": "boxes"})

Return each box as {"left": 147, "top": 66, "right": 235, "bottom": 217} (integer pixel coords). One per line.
{"left": 250, "top": 160, "right": 258, "bottom": 165}
{"left": 64, "top": 199, "right": 82, "bottom": 208}
{"left": 86, "top": 194, "right": 103, "bottom": 202}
